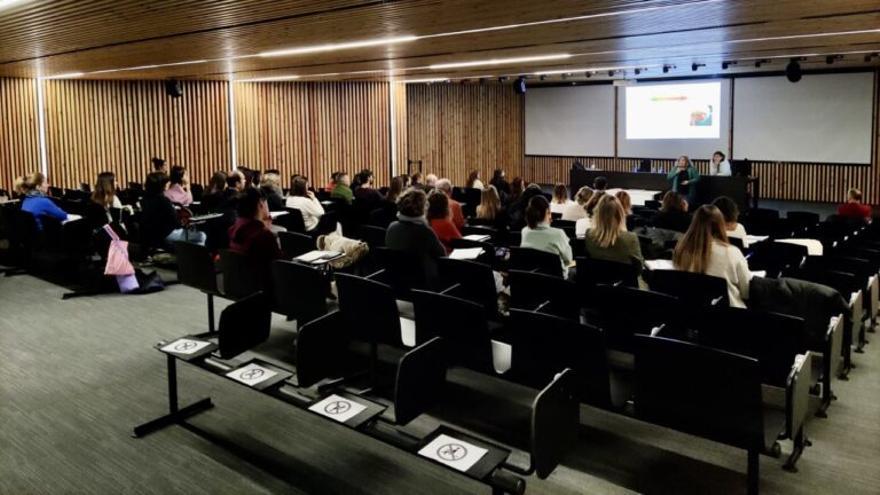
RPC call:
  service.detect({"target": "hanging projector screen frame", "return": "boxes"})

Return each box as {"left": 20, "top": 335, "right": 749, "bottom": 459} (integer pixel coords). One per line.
{"left": 731, "top": 70, "right": 877, "bottom": 166}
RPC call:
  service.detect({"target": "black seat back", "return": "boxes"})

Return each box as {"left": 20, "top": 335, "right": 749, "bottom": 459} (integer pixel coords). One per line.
{"left": 278, "top": 231, "right": 315, "bottom": 259}
{"left": 575, "top": 256, "right": 639, "bottom": 289}
{"left": 586, "top": 285, "right": 681, "bottom": 352}
{"left": 295, "top": 311, "right": 350, "bottom": 388}
{"left": 508, "top": 269, "right": 579, "bottom": 321}
{"left": 359, "top": 225, "right": 387, "bottom": 248}
{"left": 373, "top": 246, "right": 431, "bottom": 297}
{"left": 634, "top": 335, "right": 764, "bottom": 451}
{"left": 749, "top": 241, "right": 807, "bottom": 277}
{"left": 218, "top": 292, "right": 271, "bottom": 359}
{"left": 648, "top": 269, "right": 729, "bottom": 307}
{"left": 437, "top": 258, "right": 498, "bottom": 317}
{"left": 219, "top": 249, "right": 263, "bottom": 299}
{"left": 411, "top": 289, "right": 493, "bottom": 371}
{"left": 274, "top": 208, "right": 307, "bottom": 233}
{"left": 174, "top": 241, "right": 218, "bottom": 293}
{"left": 335, "top": 272, "right": 402, "bottom": 347}
{"left": 271, "top": 260, "right": 328, "bottom": 325}
{"left": 394, "top": 337, "right": 447, "bottom": 425}
{"left": 509, "top": 246, "right": 562, "bottom": 278}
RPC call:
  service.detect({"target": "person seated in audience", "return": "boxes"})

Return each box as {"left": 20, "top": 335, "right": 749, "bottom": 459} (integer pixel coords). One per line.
{"left": 561, "top": 186, "right": 593, "bottom": 222}
{"left": 490, "top": 168, "right": 511, "bottom": 197}
{"left": 140, "top": 172, "right": 206, "bottom": 247}
{"left": 475, "top": 185, "right": 509, "bottom": 228}
{"left": 237, "top": 166, "right": 256, "bottom": 189}
{"left": 86, "top": 171, "right": 124, "bottom": 228}
{"left": 399, "top": 174, "right": 411, "bottom": 189}
{"left": 259, "top": 172, "right": 286, "bottom": 211}
{"left": 550, "top": 183, "right": 575, "bottom": 214}
{"left": 577, "top": 191, "right": 608, "bottom": 238}
{"left": 508, "top": 182, "right": 545, "bottom": 229}
{"left": 410, "top": 172, "right": 424, "bottom": 189}
{"left": 20, "top": 172, "right": 68, "bottom": 230}
{"left": 353, "top": 170, "right": 383, "bottom": 204}
{"left": 712, "top": 196, "right": 749, "bottom": 248}
{"left": 672, "top": 205, "right": 751, "bottom": 308}
{"left": 286, "top": 176, "right": 324, "bottom": 232}
{"left": 151, "top": 156, "right": 167, "bottom": 174}
{"left": 351, "top": 168, "right": 371, "bottom": 192}
{"left": 385, "top": 188, "right": 446, "bottom": 287}
{"left": 709, "top": 150, "right": 731, "bottom": 176}
{"left": 434, "top": 178, "right": 466, "bottom": 229}
{"left": 667, "top": 155, "right": 700, "bottom": 205}
{"left": 584, "top": 195, "right": 643, "bottom": 272}
{"left": 837, "top": 187, "right": 872, "bottom": 222}
{"left": 425, "top": 173, "right": 438, "bottom": 191}
{"left": 427, "top": 191, "right": 462, "bottom": 255}
{"left": 12, "top": 176, "right": 26, "bottom": 198}
{"left": 201, "top": 171, "right": 228, "bottom": 212}
{"left": 228, "top": 187, "right": 283, "bottom": 289}
{"left": 385, "top": 176, "right": 404, "bottom": 203}
{"left": 615, "top": 190, "right": 632, "bottom": 215}
{"left": 330, "top": 172, "right": 354, "bottom": 204}
{"left": 220, "top": 171, "right": 245, "bottom": 215}
{"left": 651, "top": 191, "right": 691, "bottom": 233}
{"left": 508, "top": 176, "right": 525, "bottom": 205}
{"left": 521, "top": 195, "right": 574, "bottom": 279}
{"left": 592, "top": 176, "right": 608, "bottom": 192}
{"left": 164, "top": 165, "right": 193, "bottom": 206}
{"left": 466, "top": 170, "right": 485, "bottom": 190}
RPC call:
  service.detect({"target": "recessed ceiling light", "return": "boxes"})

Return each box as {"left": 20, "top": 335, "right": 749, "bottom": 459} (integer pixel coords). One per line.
{"left": 92, "top": 59, "right": 209, "bottom": 74}
{"left": 430, "top": 54, "right": 570, "bottom": 70}
{"left": 43, "top": 72, "right": 84, "bottom": 79}
{"left": 235, "top": 75, "right": 301, "bottom": 82}
{"left": 259, "top": 35, "right": 417, "bottom": 58}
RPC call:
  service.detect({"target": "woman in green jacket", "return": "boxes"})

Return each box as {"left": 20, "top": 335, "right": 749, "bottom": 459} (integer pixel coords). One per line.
{"left": 667, "top": 155, "right": 699, "bottom": 206}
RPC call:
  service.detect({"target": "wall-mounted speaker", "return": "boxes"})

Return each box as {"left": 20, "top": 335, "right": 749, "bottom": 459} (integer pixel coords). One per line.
{"left": 514, "top": 76, "right": 527, "bottom": 94}
{"left": 165, "top": 79, "right": 183, "bottom": 98}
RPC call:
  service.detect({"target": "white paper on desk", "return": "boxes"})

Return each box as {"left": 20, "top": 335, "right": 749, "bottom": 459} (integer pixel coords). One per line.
{"left": 225, "top": 363, "right": 278, "bottom": 387}
{"left": 296, "top": 250, "right": 340, "bottom": 263}
{"left": 750, "top": 270, "right": 767, "bottom": 278}
{"left": 746, "top": 235, "right": 769, "bottom": 244}
{"left": 418, "top": 433, "right": 488, "bottom": 472}
{"left": 449, "top": 248, "right": 484, "bottom": 260}
{"left": 645, "top": 259, "right": 674, "bottom": 271}
{"left": 400, "top": 317, "right": 416, "bottom": 347}
{"left": 309, "top": 394, "right": 367, "bottom": 423}
{"left": 776, "top": 238, "right": 823, "bottom": 256}
{"left": 269, "top": 211, "right": 288, "bottom": 219}
{"left": 62, "top": 214, "right": 82, "bottom": 224}
{"left": 160, "top": 338, "right": 211, "bottom": 355}
{"left": 463, "top": 234, "right": 490, "bottom": 242}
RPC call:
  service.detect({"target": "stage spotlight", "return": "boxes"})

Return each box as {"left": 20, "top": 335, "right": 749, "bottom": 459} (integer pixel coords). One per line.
{"left": 662, "top": 65, "right": 670, "bottom": 73}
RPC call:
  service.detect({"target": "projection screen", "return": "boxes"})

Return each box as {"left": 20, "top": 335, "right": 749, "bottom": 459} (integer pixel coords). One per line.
{"left": 525, "top": 85, "right": 615, "bottom": 157}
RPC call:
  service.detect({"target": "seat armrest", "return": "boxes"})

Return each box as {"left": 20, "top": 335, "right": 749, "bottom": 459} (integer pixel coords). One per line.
{"left": 785, "top": 351, "right": 812, "bottom": 439}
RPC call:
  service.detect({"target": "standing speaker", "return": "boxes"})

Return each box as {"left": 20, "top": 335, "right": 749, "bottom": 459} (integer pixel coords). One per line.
{"left": 165, "top": 79, "right": 183, "bottom": 98}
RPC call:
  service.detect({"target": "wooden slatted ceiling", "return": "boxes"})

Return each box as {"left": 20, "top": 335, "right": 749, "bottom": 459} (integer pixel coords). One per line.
{"left": 0, "top": 0, "right": 878, "bottom": 81}
{"left": 41, "top": 79, "right": 229, "bottom": 190}
{"left": 233, "top": 81, "right": 391, "bottom": 188}
{"left": 0, "top": 78, "right": 40, "bottom": 193}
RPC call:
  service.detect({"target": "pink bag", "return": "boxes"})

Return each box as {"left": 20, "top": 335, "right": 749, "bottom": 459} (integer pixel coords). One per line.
{"left": 103, "top": 224, "right": 135, "bottom": 276}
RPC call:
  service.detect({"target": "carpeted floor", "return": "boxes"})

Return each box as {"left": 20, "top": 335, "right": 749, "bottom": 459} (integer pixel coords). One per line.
{"left": 1, "top": 274, "right": 878, "bottom": 494}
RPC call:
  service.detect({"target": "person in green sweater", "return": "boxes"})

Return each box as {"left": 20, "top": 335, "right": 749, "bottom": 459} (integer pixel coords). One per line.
{"left": 584, "top": 195, "right": 644, "bottom": 275}
{"left": 331, "top": 172, "right": 353, "bottom": 204}
{"left": 667, "top": 155, "right": 700, "bottom": 205}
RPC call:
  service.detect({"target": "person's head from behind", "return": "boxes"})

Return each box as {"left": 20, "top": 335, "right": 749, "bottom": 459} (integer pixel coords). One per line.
{"left": 358, "top": 169, "right": 374, "bottom": 187}
{"left": 22, "top": 172, "right": 47, "bottom": 194}
{"left": 492, "top": 169, "right": 505, "bottom": 182}
{"left": 677, "top": 155, "right": 692, "bottom": 170}
{"left": 426, "top": 191, "right": 450, "bottom": 221}
{"left": 712, "top": 196, "right": 739, "bottom": 229}
{"left": 410, "top": 172, "right": 423, "bottom": 185}
{"left": 425, "top": 174, "right": 438, "bottom": 187}
{"left": 525, "top": 195, "right": 551, "bottom": 229}
{"left": 615, "top": 190, "right": 632, "bottom": 214}
{"left": 387, "top": 176, "right": 404, "bottom": 202}
{"left": 239, "top": 167, "right": 255, "bottom": 188}
{"left": 591, "top": 195, "right": 627, "bottom": 248}
{"left": 398, "top": 188, "right": 427, "bottom": 218}
{"left": 712, "top": 151, "right": 726, "bottom": 165}
{"left": 399, "top": 174, "right": 411, "bottom": 187}
{"left": 208, "top": 171, "right": 227, "bottom": 193}
{"left": 226, "top": 172, "right": 243, "bottom": 191}
{"left": 552, "top": 183, "right": 568, "bottom": 204}
{"left": 585, "top": 191, "right": 608, "bottom": 217}
{"left": 236, "top": 187, "right": 266, "bottom": 221}
{"left": 511, "top": 177, "right": 525, "bottom": 196}
{"left": 847, "top": 187, "right": 863, "bottom": 203}
{"left": 592, "top": 176, "right": 608, "bottom": 191}
{"left": 478, "top": 185, "right": 501, "bottom": 218}
{"left": 574, "top": 186, "right": 594, "bottom": 206}
{"left": 261, "top": 172, "right": 282, "bottom": 193}
{"left": 144, "top": 172, "right": 169, "bottom": 196}
{"left": 435, "top": 178, "right": 452, "bottom": 197}
{"left": 291, "top": 176, "right": 309, "bottom": 197}
{"left": 661, "top": 190, "right": 687, "bottom": 213}
{"left": 151, "top": 157, "right": 167, "bottom": 173}
{"left": 336, "top": 172, "right": 351, "bottom": 187}
{"left": 169, "top": 165, "right": 187, "bottom": 186}
{"left": 673, "top": 205, "right": 728, "bottom": 273}
{"left": 466, "top": 170, "right": 480, "bottom": 187}
{"left": 92, "top": 171, "right": 117, "bottom": 207}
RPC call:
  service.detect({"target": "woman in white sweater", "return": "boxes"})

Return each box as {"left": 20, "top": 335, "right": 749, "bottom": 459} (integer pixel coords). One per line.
{"left": 672, "top": 205, "right": 752, "bottom": 307}
{"left": 285, "top": 176, "right": 324, "bottom": 231}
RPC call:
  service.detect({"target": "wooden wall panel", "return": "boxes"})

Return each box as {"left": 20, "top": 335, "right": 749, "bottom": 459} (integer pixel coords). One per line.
{"left": 390, "top": 82, "right": 408, "bottom": 177}
{"left": 42, "top": 79, "right": 229, "bottom": 190}
{"left": 0, "top": 78, "right": 40, "bottom": 193}
{"left": 234, "top": 81, "right": 391, "bottom": 188}
{"left": 405, "top": 84, "right": 524, "bottom": 186}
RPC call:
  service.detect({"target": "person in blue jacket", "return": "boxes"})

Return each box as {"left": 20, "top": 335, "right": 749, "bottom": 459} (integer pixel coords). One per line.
{"left": 667, "top": 155, "right": 700, "bottom": 206}
{"left": 20, "top": 172, "right": 68, "bottom": 230}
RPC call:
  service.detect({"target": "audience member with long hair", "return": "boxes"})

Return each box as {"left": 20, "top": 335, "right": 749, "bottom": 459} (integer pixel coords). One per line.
{"left": 201, "top": 171, "right": 228, "bottom": 212}
{"left": 286, "top": 176, "right": 324, "bottom": 232}
{"left": 20, "top": 172, "right": 68, "bottom": 231}
{"left": 712, "top": 196, "right": 749, "bottom": 248}
{"left": 615, "top": 190, "right": 632, "bottom": 216}
{"left": 466, "top": 170, "right": 485, "bottom": 190}
{"left": 386, "top": 176, "right": 404, "bottom": 203}
{"left": 490, "top": 169, "right": 511, "bottom": 196}
{"left": 86, "top": 171, "right": 123, "bottom": 228}
{"left": 584, "top": 195, "right": 643, "bottom": 271}
{"left": 550, "top": 183, "right": 575, "bottom": 215}
{"left": 561, "top": 186, "right": 593, "bottom": 222}
{"left": 475, "top": 185, "right": 510, "bottom": 229}
{"left": 577, "top": 191, "right": 607, "bottom": 238}
{"left": 672, "top": 205, "right": 751, "bottom": 307}
{"left": 140, "top": 171, "right": 205, "bottom": 247}
{"left": 426, "top": 191, "right": 462, "bottom": 254}
{"left": 521, "top": 195, "right": 573, "bottom": 278}
{"left": 651, "top": 191, "right": 691, "bottom": 233}
{"left": 164, "top": 165, "right": 193, "bottom": 206}
{"left": 667, "top": 155, "right": 699, "bottom": 204}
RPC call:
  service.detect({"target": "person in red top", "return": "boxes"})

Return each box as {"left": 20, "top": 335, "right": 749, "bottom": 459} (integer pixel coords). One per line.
{"left": 228, "top": 188, "right": 284, "bottom": 289}
{"left": 427, "top": 191, "right": 462, "bottom": 255}
{"left": 435, "top": 178, "right": 466, "bottom": 229}
{"left": 837, "top": 188, "right": 872, "bottom": 222}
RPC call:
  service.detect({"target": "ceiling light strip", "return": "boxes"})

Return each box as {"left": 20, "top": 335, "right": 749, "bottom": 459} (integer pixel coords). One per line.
{"left": 430, "top": 54, "right": 570, "bottom": 70}
{"left": 259, "top": 35, "right": 417, "bottom": 58}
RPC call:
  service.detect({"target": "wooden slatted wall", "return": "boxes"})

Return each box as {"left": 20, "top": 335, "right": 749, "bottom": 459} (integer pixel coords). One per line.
{"left": 42, "top": 79, "right": 229, "bottom": 190}
{"left": 390, "top": 82, "right": 408, "bottom": 177}
{"left": 0, "top": 78, "right": 40, "bottom": 193}
{"left": 234, "top": 81, "right": 392, "bottom": 188}
{"left": 405, "top": 84, "right": 524, "bottom": 185}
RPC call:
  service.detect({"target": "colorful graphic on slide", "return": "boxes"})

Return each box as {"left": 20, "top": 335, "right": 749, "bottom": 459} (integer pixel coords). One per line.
{"left": 626, "top": 82, "right": 721, "bottom": 139}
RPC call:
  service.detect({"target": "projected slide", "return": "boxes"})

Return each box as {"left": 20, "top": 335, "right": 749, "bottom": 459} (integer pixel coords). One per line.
{"left": 625, "top": 82, "right": 721, "bottom": 139}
